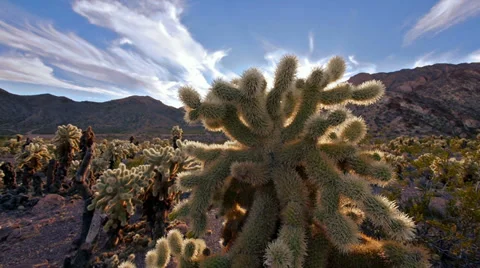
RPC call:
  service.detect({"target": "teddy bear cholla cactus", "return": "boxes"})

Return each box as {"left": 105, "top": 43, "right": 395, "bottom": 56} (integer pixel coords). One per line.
{"left": 52, "top": 124, "right": 82, "bottom": 165}
{"left": 143, "top": 139, "right": 200, "bottom": 199}
{"left": 15, "top": 143, "right": 52, "bottom": 170}
{"left": 88, "top": 163, "right": 149, "bottom": 231}
{"left": 119, "top": 229, "right": 209, "bottom": 268}
{"left": 123, "top": 55, "right": 428, "bottom": 268}
{"left": 89, "top": 137, "right": 199, "bottom": 233}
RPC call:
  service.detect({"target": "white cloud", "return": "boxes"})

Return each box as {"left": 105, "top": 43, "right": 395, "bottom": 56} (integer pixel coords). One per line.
{"left": 0, "top": 0, "right": 234, "bottom": 107}
{"left": 308, "top": 31, "right": 314, "bottom": 54}
{"left": 404, "top": 0, "right": 480, "bottom": 46}
{"left": 0, "top": 53, "right": 128, "bottom": 97}
{"left": 257, "top": 45, "right": 376, "bottom": 89}
{"left": 466, "top": 50, "right": 480, "bottom": 62}
{"left": 411, "top": 49, "right": 480, "bottom": 68}
{"left": 348, "top": 55, "right": 359, "bottom": 65}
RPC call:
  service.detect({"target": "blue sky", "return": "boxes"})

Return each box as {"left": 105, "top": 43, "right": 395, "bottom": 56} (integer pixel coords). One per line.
{"left": 0, "top": 0, "right": 479, "bottom": 107}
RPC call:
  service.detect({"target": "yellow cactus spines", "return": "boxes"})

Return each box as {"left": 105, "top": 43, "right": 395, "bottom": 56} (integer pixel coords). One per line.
{"left": 87, "top": 163, "right": 147, "bottom": 231}
{"left": 171, "top": 54, "right": 428, "bottom": 267}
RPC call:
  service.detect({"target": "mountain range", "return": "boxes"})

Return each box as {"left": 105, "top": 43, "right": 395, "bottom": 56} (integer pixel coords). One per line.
{"left": 1, "top": 62, "right": 479, "bottom": 139}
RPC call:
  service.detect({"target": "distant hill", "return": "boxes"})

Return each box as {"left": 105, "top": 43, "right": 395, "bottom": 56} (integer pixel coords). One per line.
{"left": 348, "top": 62, "right": 480, "bottom": 139}
{"left": 0, "top": 89, "right": 200, "bottom": 136}
{"left": 1, "top": 62, "right": 479, "bottom": 138}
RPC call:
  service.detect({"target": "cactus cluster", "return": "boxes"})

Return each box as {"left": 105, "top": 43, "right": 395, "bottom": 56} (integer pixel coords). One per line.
{"left": 157, "top": 54, "right": 430, "bottom": 267}
{"left": 88, "top": 163, "right": 149, "bottom": 231}
{"left": 143, "top": 139, "right": 200, "bottom": 199}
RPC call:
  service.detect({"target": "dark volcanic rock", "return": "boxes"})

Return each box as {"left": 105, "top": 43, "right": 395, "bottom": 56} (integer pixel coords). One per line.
{"left": 348, "top": 63, "right": 480, "bottom": 139}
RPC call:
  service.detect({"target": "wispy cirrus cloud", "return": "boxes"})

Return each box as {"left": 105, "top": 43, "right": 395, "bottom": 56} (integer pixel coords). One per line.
{"left": 413, "top": 50, "right": 458, "bottom": 68}
{"left": 404, "top": 0, "right": 480, "bottom": 46}
{"left": 308, "top": 31, "right": 314, "bottom": 54}
{"left": 0, "top": 53, "right": 128, "bottom": 96}
{"left": 0, "top": 0, "right": 235, "bottom": 107}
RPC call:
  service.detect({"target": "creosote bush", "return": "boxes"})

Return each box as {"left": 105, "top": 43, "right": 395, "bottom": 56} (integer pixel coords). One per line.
{"left": 122, "top": 54, "right": 429, "bottom": 268}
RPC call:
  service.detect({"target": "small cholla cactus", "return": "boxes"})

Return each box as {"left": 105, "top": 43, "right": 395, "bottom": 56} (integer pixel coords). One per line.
{"left": 171, "top": 126, "right": 184, "bottom": 139}
{"left": 52, "top": 124, "right": 82, "bottom": 165}
{"left": 0, "top": 146, "right": 9, "bottom": 156}
{"left": 5, "top": 138, "right": 22, "bottom": 154}
{"left": 171, "top": 126, "right": 184, "bottom": 149}
{"left": 15, "top": 143, "right": 52, "bottom": 172}
{"left": 166, "top": 54, "right": 429, "bottom": 267}
{"left": 15, "top": 143, "right": 52, "bottom": 190}
{"left": 119, "top": 229, "right": 210, "bottom": 268}
{"left": 88, "top": 163, "right": 149, "bottom": 231}
{"left": 0, "top": 162, "right": 16, "bottom": 189}
{"left": 143, "top": 139, "right": 200, "bottom": 199}
{"left": 141, "top": 137, "right": 201, "bottom": 240}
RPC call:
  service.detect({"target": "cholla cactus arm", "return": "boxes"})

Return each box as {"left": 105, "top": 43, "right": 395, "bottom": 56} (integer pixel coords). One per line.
{"left": 306, "top": 149, "right": 414, "bottom": 250}
{"left": 281, "top": 59, "right": 384, "bottom": 143}
{"left": 267, "top": 167, "right": 309, "bottom": 267}
{"left": 266, "top": 55, "right": 297, "bottom": 124}
{"left": 227, "top": 186, "right": 279, "bottom": 268}
{"left": 174, "top": 55, "right": 428, "bottom": 268}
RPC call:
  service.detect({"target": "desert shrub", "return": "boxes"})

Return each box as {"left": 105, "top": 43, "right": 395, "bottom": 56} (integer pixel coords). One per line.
{"left": 378, "top": 135, "right": 480, "bottom": 266}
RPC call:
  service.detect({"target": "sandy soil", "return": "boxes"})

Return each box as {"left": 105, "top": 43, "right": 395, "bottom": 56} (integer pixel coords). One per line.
{"left": 0, "top": 195, "right": 83, "bottom": 268}
{"left": 0, "top": 195, "right": 224, "bottom": 268}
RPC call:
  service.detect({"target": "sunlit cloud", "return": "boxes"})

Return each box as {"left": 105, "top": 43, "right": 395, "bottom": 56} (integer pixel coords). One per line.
{"left": 411, "top": 48, "right": 480, "bottom": 68}
{"left": 404, "top": 0, "right": 480, "bottom": 46}
{"left": 0, "top": 0, "right": 235, "bottom": 107}
{"left": 257, "top": 44, "right": 377, "bottom": 88}
{"left": 0, "top": 53, "right": 128, "bottom": 96}
{"left": 467, "top": 50, "right": 480, "bottom": 62}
